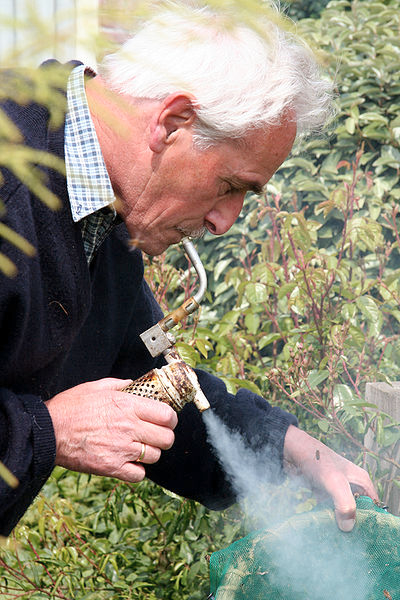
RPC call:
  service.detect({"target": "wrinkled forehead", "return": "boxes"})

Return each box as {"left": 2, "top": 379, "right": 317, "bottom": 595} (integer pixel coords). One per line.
{"left": 226, "top": 120, "right": 297, "bottom": 185}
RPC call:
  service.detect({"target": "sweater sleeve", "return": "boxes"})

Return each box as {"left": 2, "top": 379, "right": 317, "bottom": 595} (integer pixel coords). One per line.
{"left": 146, "top": 370, "right": 298, "bottom": 510}
{"left": 0, "top": 390, "right": 56, "bottom": 536}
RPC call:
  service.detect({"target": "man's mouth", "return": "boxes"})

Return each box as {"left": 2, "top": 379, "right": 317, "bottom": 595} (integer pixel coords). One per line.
{"left": 176, "top": 225, "right": 207, "bottom": 239}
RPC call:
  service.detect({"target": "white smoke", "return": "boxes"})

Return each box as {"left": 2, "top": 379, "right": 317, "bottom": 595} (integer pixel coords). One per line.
{"left": 203, "top": 409, "right": 374, "bottom": 599}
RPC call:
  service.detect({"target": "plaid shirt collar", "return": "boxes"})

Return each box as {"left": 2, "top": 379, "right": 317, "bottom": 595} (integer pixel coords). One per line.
{"left": 65, "top": 64, "right": 117, "bottom": 263}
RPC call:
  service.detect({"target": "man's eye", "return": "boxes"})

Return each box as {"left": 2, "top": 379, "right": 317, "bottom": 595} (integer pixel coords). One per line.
{"left": 220, "top": 183, "right": 239, "bottom": 196}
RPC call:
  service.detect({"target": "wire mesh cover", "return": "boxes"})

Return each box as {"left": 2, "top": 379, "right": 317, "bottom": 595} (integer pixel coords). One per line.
{"left": 209, "top": 496, "right": 400, "bottom": 600}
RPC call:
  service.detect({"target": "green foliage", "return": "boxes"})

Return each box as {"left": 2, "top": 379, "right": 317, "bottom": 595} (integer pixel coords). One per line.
{"left": 285, "top": 0, "right": 331, "bottom": 20}
{"left": 0, "top": 471, "right": 243, "bottom": 599}
{"left": 297, "top": 0, "right": 400, "bottom": 204}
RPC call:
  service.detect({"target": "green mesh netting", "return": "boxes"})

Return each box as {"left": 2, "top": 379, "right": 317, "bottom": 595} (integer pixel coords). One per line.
{"left": 209, "top": 496, "right": 400, "bottom": 600}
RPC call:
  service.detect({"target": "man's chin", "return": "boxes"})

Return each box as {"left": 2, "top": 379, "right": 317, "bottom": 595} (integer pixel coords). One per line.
{"left": 138, "top": 243, "right": 169, "bottom": 257}
{"left": 127, "top": 238, "right": 166, "bottom": 256}
{"left": 135, "top": 236, "right": 180, "bottom": 257}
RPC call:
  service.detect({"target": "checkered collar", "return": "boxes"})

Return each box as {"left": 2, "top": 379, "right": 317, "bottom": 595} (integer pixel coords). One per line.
{"left": 64, "top": 65, "right": 119, "bottom": 263}
{"left": 64, "top": 64, "right": 116, "bottom": 222}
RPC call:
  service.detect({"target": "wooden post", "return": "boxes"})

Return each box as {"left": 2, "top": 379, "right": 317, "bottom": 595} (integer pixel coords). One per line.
{"left": 364, "top": 382, "right": 400, "bottom": 516}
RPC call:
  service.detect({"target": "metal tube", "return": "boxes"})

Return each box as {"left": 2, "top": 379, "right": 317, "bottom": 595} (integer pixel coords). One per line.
{"left": 139, "top": 236, "right": 208, "bottom": 356}
{"left": 181, "top": 237, "right": 207, "bottom": 305}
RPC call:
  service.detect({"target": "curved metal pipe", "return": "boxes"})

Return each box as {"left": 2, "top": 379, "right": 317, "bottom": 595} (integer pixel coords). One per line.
{"left": 139, "top": 236, "right": 208, "bottom": 356}
{"left": 181, "top": 237, "right": 207, "bottom": 305}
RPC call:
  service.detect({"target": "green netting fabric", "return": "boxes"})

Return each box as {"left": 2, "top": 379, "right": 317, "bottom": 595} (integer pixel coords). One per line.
{"left": 209, "top": 496, "right": 400, "bottom": 600}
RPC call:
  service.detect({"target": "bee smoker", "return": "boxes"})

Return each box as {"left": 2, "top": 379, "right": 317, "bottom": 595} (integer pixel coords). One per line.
{"left": 122, "top": 237, "right": 210, "bottom": 413}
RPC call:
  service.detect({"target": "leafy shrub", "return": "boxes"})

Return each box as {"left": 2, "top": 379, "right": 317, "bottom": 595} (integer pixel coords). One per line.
{"left": 0, "top": 471, "right": 244, "bottom": 599}
{"left": 297, "top": 0, "right": 400, "bottom": 209}
{"left": 285, "top": 0, "right": 331, "bottom": 20}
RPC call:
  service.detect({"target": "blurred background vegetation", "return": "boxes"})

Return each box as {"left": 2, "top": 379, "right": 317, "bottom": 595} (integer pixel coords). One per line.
{"left": 0, "top": 0, "right": 399, "bottom": 598}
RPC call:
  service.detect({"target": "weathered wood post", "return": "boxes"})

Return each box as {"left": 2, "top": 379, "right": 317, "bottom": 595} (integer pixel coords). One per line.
{"left": 364, "top": 382, "right": 400, "bottom": 515}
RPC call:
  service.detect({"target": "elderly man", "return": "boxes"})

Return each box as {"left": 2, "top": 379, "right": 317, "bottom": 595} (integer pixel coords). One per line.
{"left": 0, "top": 2, "right": 376, "bottom": 536}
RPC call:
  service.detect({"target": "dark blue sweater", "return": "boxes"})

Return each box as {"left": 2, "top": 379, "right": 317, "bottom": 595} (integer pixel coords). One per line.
{"left": 0, "top": 63, "right": 297, "bottom": 536}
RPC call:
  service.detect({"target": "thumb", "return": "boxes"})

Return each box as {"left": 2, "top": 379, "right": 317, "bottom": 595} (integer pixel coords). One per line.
{"left": 334, "top": 501, "right": 356, "bottom": 532}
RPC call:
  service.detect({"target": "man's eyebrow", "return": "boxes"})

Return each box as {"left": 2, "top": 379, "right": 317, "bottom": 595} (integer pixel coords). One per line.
{"left": 228, "top": 176, "right": 264, "bottom": 195}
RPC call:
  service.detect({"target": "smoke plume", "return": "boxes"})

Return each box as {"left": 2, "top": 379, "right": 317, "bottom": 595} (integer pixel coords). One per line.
{"left": 203, "top": 409, "right": 374, "bottom": 599}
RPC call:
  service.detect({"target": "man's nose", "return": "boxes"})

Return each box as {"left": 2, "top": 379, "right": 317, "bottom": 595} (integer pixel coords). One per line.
{"left": 204, "top": 193, "right": 245, "bottom": 235}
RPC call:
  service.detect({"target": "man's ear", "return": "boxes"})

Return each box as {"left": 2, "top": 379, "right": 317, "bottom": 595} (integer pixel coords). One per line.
{"left": 149, "top": 92, "right": 197, "bottom": 153}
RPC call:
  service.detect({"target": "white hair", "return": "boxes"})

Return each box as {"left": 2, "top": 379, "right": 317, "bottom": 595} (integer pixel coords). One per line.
{"left": 98, "top": 2, "right": 333, "bottom": 147}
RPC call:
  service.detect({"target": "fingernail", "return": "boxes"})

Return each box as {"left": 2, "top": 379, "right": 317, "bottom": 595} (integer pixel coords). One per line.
{"left": 339, "top": 518, "right": 355, "bottom": 532}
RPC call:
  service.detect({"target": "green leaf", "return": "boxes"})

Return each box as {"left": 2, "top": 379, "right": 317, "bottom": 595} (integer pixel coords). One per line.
{"left": 214, "top": 258, "right": 232, "bottom": 281}
{"left": 0, "top": 252, "right": 17, "bottom": 278}
{"left": 0, "top": 222, "right": 36, "bottom": 256}
{"left": 317, "top": 419, "right": 330, "bottom": 433}
{"left": 345, "top": 117, "right": 355, "bottom": 134}
{"left": 282, "top": 156, "right": 318, "bottom": 174}
{"left": 174, "top": 342, "right": 198, "bottom": 367}
{"left": 359, "top": 111, "right": 389, "bottom": 124}
{"left": 228, "top": 378, "right": 261, "bottom": 395}
{"left": 307, "top": 369, "right": 329, "bottom": 390}
{"left": 277, "top": 282, "right": 297, "bottom": 300}
{"left": 244, "top": 311, "right": 260, "bottom": 335}
{"left": 244, "top": 282, "right": 268, "bottom": 304}
{"left": 0, "top": 461, "right": 18, "bottom": 488}
{"left": 333, "top": 384, "right": 356, "bottom": 407}
{"left": 195, "top": 338, "right": 208, "bottom": 358}
{"left": 258, "top": 332, "right": 282, "bottom": 349}
{"left": 355, "top": 296, "right": 383, "bottom": 336}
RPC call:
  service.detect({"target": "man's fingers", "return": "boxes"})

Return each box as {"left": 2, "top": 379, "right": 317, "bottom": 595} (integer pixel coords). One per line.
{"left": 104, "top": 444, "right": 161, "bottom": 482}
{"left": 115, "top": 462, "right": 146, "bottom": 483}
{"left": 325, "top": 471, "right": 379, "bottom": 532}
{"left": 83, "top": 377, "right": 134, "bottom": 391}
{"left": 130, "top": 417, "right": 175, "bottom": 450}
{"left": 133, "top": 442, "right": 161, "bottom": 464}
{"left": 121, "top": 393, "right": 178, "bottom": 429}
{"left": 350, "top": 476, "right": 379, "bottom": 502}
{"left": 322, "top": 473, "right": 355, "bottom": 531}
{"left": 335, "top": 511, "right": 356, "bottom": 532}
{"left": 334, "top": 493, "right": 357, "bottom": 532}
{"left": 47, "top": 379, "right": 178, "bottom": 479}
{"left": 283, "top": 427, "right": 381, "bottom": 534}
{"left": 113, "top": 393, "right": 177, "bottom": 449}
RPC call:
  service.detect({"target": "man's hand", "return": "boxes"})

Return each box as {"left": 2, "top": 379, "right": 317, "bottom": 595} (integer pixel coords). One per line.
{"left": 45, "top": 378, "right": 178, "bottom": 482}
{"left": 283, "top": 425, "right": 378, "bottom": 532}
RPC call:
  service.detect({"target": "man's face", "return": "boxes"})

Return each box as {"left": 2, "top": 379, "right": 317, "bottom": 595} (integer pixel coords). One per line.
{"left": 119, "top": 118, "right": 296, "bottom": 256}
